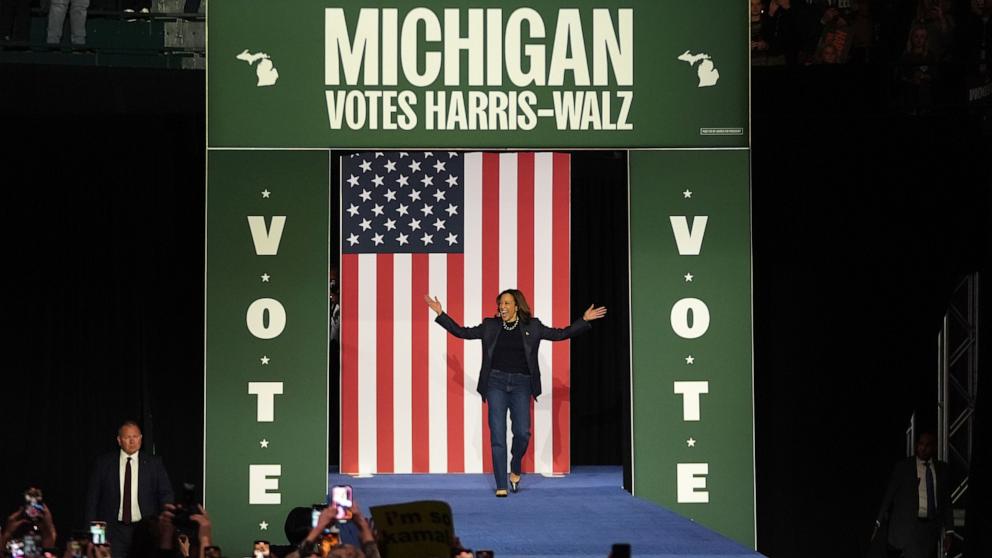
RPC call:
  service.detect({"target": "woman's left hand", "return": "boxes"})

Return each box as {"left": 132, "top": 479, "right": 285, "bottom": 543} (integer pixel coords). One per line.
{"left": 583, "top": 304, "right": 607, "bottom": 321}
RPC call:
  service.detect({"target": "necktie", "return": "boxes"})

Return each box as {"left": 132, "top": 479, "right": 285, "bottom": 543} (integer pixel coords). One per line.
{"left": 925, "top": 461, "right": 936, "bottom": 519}
{"left": 123, "top": 457, "right": 133, "bottom": 523}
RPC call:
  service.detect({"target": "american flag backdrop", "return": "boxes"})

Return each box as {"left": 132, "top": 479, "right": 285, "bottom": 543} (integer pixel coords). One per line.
{"left": 340, "top": 151, "right": 572, "bottom": 476}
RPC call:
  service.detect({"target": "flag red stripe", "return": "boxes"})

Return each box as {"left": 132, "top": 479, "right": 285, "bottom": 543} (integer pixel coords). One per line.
{"left": 411, "top": 254, "right": 430, "bottom": 472}
{"left": 552, "top": 153, "right": 571, "bottom": 474}
{"left": 376, "top": 254, "right": 394, "bottom": 472}
{"left": 480, "top": 153, "right": 500, "bottom": 474}
{"left": 341, "top": 254, "right": 359, "bottom": 474}
{"left": 446, "top": 254, "right": 465, "bottom": 472}
{"left": 517, "top": 152, "right": 536, "bottom": 474}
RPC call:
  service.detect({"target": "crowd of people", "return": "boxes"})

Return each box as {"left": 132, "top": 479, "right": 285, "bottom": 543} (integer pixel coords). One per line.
{"left": 0, "top": 421, "right": 487, "bottom": 558}
{"left": 751, "top": 0, "right": 991, "bottom": 67}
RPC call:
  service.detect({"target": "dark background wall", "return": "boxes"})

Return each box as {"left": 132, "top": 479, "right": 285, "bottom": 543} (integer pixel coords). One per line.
{"left": 1, "top": 62, "right": 988, "bottom": 557}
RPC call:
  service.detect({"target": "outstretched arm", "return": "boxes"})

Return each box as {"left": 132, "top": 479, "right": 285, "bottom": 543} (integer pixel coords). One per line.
{"left": 426, "top": 294, "right": 485, "bottom": 339}
{"left": 540, "top": 304, "right": 607, "bottom": 341}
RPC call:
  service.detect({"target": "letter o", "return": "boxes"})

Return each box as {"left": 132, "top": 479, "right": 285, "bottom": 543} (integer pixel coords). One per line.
{"left": 670, "top": 298, "right": 710, "bottom": 339}
{"left": 247, "top": 298, "right": 287, "bottom": 339}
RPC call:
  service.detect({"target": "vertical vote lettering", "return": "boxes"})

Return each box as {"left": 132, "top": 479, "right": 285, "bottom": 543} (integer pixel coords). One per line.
{"left": 671, "top": 213, "right": 710, "bottom": 504}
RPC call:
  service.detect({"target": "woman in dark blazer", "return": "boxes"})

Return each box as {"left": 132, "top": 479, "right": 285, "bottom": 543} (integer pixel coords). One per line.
{"left": 425, "top": 289, "right": 606, "bottom": 496}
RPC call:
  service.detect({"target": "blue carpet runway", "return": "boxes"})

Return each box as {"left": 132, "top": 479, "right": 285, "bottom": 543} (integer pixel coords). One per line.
{"left": 329, "top": 466, "right": 764, "bottom": 558}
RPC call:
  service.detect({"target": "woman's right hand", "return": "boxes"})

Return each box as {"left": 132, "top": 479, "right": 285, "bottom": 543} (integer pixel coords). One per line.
{"left": 424, "top": 295, "right": 443, "bottom": 316}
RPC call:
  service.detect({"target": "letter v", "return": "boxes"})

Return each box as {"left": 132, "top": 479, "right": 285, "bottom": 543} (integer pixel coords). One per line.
{"left": 247, "top": 216, "right": 286, "bottom": 255}
{"left": 669, "top": 216, "right": 708, "bottom": 255}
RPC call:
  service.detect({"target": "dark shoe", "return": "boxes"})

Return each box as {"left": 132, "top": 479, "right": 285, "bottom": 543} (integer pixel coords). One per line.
{"left": 495, "top": 489, "right": 508, "bottom": 497}
{"left": 509, "top": 473, "right": 521, "bottom": 493}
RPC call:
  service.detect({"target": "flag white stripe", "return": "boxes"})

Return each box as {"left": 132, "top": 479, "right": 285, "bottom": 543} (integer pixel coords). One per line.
{"left": 463, "top": 153, "right": 484, "bottom": 474}
{"left": 428, "top": 253, "right": 449, "bottom": 472}
{"left": 497, "top": 153, "right": 519, "bottom": 472}
{"left": 393, "top": 254, "right": 413, "bottom": 473}
{"left": 357, "top": 254, "right": 378, "bottom": 475}
{"left": 533, "top": 153, "right": 555, "bottom": 474}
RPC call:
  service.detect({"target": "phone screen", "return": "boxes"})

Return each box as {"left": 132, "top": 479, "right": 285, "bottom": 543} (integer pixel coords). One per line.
{"left": 331, "top": 485, "right": 353, "bottom": 522}
{"left": 89, "top": 522, "right": 107, "bottom": 545}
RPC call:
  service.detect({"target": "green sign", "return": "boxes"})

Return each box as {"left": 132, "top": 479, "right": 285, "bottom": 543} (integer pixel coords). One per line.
{"left": 205, "top": 150, "right": 331, "bottom": 549}
{"left": 629, "top": 149, "right": 753, "bottom": 547}
{"left": 207, "top": 0, "right": 747, "bottom": 148}
{"left": 206, "top": 0, "right": 754, "bottom": 549}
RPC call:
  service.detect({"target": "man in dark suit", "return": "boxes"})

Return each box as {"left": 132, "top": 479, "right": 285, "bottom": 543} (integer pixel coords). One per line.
{"left": 85, "top": 420, "right": 174, "bottom": 558}
{"left": 876, "top": 431, "right": 954, "bottom": 558}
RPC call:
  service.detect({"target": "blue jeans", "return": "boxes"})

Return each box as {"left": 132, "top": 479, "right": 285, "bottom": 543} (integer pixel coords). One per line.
{"left": 486, "top": 369, "right": 531, "bottom": 490}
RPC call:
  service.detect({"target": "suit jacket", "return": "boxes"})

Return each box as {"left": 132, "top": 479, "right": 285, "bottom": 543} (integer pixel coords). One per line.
{"left": 85, "top": 450, "right": 174, "bottom": 523}
{"left": 435, "top": 313, "right": 591, "bottom": 401}
{"left": 876, "top": 456, "right": 953, "bottom": 549}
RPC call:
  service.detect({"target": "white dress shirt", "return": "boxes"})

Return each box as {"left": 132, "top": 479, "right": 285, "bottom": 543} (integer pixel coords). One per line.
{"left": 916, "top": 457, "right": 936, "bottom": 518}
{"left": 119, "top": 449, "right": 142, "bottom": 522}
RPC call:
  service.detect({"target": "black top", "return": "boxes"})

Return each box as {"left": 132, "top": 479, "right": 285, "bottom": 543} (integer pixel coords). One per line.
{"left": 491, "top": 324, "right": 529, "bottom": 374}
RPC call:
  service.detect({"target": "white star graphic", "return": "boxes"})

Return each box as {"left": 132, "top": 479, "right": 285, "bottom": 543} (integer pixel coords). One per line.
{"left": 399, "top": 152, "right": 409, "bottom": 158}
{"left": 360, "top": 160, "right": 372, "bottom": 172}
{"left": 384, "top": 160, "right": 397, "bottom": 173}
{"left": 384, "top": 189, "right": 397, "bottom": 202}
{"left": 259, "top": 521, "right": 269, "bottom": 531}
{"left": 432, "top": 218, "right": 446, "bottom": 231}
{"left": 408, "top": 189, "right": 421, "bottom": 202}
{"left": 359, "top": 189, "right": 372, "bottom": 202}
{"left": 347, "top": 204, "right": 360, "bottom": 217}
{"left": 445, "top": 204, "right": 459, "bottom": 217}
{"left": 408, "top": 160, "right": 421, "bottom": 173}
{"left": 347, "top": 233, "right": 360, "bottom": 246}
{"left": 424, "top": 151, "right": 434, "bottom": 158}
{"left": 359, "top": 218, "right": 372, "bottom": 231}
{"left": 397, "top": 174, "right": 409, "bottom": 187}
{"left": 683, "top": 189, "right": 692, "bottom": 199}
{"left": 409, "top": 219, "right": 421, "bottom": 231}
{"left": 396, "top": 204, "right": 409, "bottom": 216}
{"left": 433, "top": 160, "right": 446, "bottom": 173}
{"left": 420, "top": 174, "right": 434, "bottom": 187}
{"left": 372, "top": 233, "right": 384, "bottom": 246}
{"left": 421, "top": 233, "right": 434, "bottom": 245}
{"left": 685, "top": 355, "right": 695, "bottom": 365}
{"left": 260, "top": 273, "right": 270, "bottom": 282}
{"left": 371, "top": 204, "right": 384, "bottom": 216}
{"left": 261, "top": 189, "right": 271, "bottom": 198}
{"left": 347, "top": 175, "right": 360, "bottom": 187}
{"left": 374, "top": 152, "right": 384, "bottom": 158}
{"left": 372, "top": 175, "right": 385, "bottom": 187}
{"left": 259, "top": 439, "right": 269, "bottom": 448}
{"left": 396, "top": 233, "right": 409, "bottom": 246}
{"left": 684, "top": 272, "right": 694, "bottom": 282}
{"left": 446, "top": 233, "right": 459, "bottom": 245}
{"left": 445, "top": 175, "right": 459, "bottom": 187}
{"left": 448, "top": 152, "right": 459, "bottom": 158}
{"left": 432, "top": 189, "right": 446, "bottom": 202}
{"left": 687, "top": 438, "right": 696, "bottom": 448}
{"left": 260, "top": 355, "right": 270, "bottom": 365}
{"left": 420, "top": 204, "right": 434, "bottom": 216}
{"left": 384, "top": 218, "right": 396, "bottom": 231}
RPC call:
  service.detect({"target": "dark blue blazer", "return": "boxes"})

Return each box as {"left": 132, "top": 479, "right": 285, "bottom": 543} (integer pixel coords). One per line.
{"left": 85, "top": 451, "right": 174, "bottom": 523}
{"left": 435, "top": 313, "right": 591, "bottom": 401}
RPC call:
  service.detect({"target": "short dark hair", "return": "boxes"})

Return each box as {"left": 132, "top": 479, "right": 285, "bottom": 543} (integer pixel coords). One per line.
{"left": 118, "top": 420, "right": 142, "bottom": 436}
{"left": 496, "top": 289, "right": 532, "bottom": 323}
